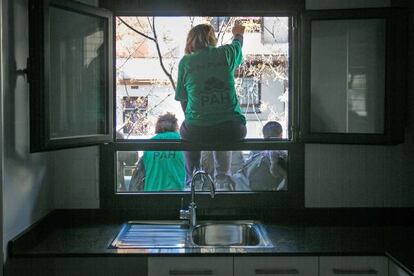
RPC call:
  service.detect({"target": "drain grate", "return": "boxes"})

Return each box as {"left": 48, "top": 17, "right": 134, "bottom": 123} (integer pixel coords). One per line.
{"left": 111, "top": 222, "right": 189, "bottom": 248}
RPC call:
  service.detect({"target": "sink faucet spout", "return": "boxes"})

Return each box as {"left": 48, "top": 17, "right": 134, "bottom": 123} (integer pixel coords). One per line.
{"left": 180, "top": 170, "right": 216, "bottom": 227}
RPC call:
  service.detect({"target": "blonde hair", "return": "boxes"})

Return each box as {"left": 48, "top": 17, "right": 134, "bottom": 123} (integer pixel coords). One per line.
{"left": 185, "top": 24, "right": 217, "bottom": 54}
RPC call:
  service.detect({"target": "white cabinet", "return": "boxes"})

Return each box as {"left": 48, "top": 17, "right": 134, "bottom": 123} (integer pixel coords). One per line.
{"left": 320, "top": 256, "right": 388, "bottom": 276}
{"left": 389, "top": 260, "right": 411, "bottom": 276}
{"left": 148, "top": 257, "right": 233, "bottom": 276}
{"left": 234, "top": 256, "right": 318, "bottom": 276}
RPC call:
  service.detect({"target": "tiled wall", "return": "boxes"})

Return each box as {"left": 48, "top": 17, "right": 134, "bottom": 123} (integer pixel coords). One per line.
{"left": 51, "top": 147, "right": 100, "bottom": 209}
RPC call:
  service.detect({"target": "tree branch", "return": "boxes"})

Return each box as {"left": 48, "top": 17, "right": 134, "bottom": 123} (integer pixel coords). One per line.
{"left": 150, "top": 17, "right": 176, "bottom": 90}
{"left": 118, "top": 17, "right": 155, "bottom": 42}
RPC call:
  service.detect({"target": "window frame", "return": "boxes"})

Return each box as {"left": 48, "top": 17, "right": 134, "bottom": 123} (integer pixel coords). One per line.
{"left": 299, "top": 8, "right": 407, "bottom": 145}
{"left": 29, "top": 0, "right": 114, "bottom": 152}
{"left": 99, "top": 3, "right": 304, "bottom": 209}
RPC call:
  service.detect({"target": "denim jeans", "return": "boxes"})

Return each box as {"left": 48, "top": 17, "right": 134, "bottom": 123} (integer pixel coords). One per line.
{"left": 180, "top": 120, "right": 247, "bottom": 186}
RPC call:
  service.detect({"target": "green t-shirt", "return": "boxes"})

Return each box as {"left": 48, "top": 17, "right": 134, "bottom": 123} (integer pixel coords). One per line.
{"left": 175, "top": 39, "right": 246, "bottom": 126}
{"left": 142, "top": 132, "right": 185, "bottom": 191}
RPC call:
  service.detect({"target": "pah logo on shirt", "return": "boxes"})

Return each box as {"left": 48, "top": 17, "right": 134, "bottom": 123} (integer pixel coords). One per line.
{"left": 153, "top": 151, "right": 176, "bottom": 160}
{"left": 200, "top": 77, "right": 230, "bottom": 106}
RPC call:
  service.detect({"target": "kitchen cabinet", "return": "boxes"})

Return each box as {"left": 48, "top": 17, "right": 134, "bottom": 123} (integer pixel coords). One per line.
{"left": 148, "top": 257, "right": 233, "bottom": 276}
{"left": 234, "top": 256, "right": 318, "bottom": 276}
{"left": 320, "top": 256, "right": 388, "bottom": 276}
{"left": 300, "top": 8, "right": 407, "bottom": 144}
{"left": 389, "top": 260, "right": 411, "bottom": 276}
{"left": 6, "top": 257, "right": 147, "bottom": 276}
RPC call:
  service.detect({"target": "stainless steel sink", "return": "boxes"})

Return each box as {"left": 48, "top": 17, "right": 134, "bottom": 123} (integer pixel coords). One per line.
{"left": 110, "top": 220, "right": 272, "bottom": 249}
{"left": 191, "top": 221, "right": 272, "bottom": 247}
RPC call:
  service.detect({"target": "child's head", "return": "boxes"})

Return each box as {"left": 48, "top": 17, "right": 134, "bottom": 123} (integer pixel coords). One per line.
{"left": 262, "top": 121, "right": 283, "bottom": 139}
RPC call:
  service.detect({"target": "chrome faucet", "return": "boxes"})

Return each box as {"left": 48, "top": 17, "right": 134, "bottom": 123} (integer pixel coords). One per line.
{"left": 179, "top": 170, "right": 215, "bottom": 227}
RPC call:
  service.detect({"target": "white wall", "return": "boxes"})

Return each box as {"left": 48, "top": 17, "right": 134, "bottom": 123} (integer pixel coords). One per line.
{"left": 1, "top": 0, "right": 53, "bottom": 262}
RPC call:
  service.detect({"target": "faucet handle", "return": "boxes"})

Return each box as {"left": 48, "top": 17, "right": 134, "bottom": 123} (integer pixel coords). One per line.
{"left": 179, "top": 209, "right": 190, "bottom": 220}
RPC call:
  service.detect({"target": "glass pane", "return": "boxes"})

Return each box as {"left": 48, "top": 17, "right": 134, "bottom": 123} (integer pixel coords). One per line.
{"left": 116, "top": 16, "right": 289, "bottom": 139}
{"left": 49, "top": 7, "right": 106, "bottom": 139}
{"left": 310, "top": 19, "right": 385, "bottom": 134}
{"left": 116, "top": 150, "right": 288, "bottom": 193}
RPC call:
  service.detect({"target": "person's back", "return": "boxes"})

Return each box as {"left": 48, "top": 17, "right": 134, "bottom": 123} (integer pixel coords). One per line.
{"left": 176, "top": 38, "right": 245, "bottom": 127}
{"left": 232, "top": 150, "right": 287, "bottom": 191}
{"left": 231, "top": 121, "right": 287, "bottom": 191}
{"left": 142, "top": 131, "right": 185, "bottom": 191}
{"left": 129, "top": 113, "right": 185, "bottom": 192}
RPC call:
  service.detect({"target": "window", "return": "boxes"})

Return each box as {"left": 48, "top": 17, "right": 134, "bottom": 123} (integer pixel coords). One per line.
{"left": 115, "top": 16, "right": 290, "bottom": 139}
{"left": 120, "top": 96, "right": 149, "bottom": 137}
{"left": 99, "top": 7, "right": 304, "bottom": 209}
{"left": 29, "top": 0, "right": 113, "bottom": 152}
{"left": 237, "top": 76, "right": 261, "bottom": 114}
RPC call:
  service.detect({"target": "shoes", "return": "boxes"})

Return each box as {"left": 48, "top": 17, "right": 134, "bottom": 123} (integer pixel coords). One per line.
{"left": 215, "top": 175, "right": 235, "bottom": 191}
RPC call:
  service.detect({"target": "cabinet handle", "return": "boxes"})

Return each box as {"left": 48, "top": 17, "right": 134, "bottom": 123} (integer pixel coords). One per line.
{"left": 255, "top": 268, "right": 299, "bottom": 274}
{"left": 332, "top": 268, "right": 378, "bottom": 275}
{"left": 169, "top": 269, "right": 213, "bottom": 275}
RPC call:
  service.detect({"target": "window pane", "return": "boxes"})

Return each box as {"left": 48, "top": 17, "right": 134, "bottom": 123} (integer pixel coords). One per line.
{"left": 310, "top": 19, "right": 386, "bottom": 134}
{"left": 116, "top": 150, "right": 288, "bottom": 193}
{"left": 49, "top": 7, "right": 106, "bottom": 138}
{"left": 116, "top": 16, "right": 289, "bottom": 139}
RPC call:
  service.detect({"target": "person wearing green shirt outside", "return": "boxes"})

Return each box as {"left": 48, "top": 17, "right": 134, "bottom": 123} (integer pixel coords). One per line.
{"left": 129, "top": 113, "right": 185, "bottom": 191}
{"left": 175, "top": 22, "right": 247, "bottom": 190}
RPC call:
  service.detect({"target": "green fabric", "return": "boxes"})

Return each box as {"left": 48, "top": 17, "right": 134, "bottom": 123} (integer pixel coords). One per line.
{"left": 175, "top": 39, "right": 246, "bottom": 126}
{"left": 142, "top": 132, "right": 185, "bottom": 191}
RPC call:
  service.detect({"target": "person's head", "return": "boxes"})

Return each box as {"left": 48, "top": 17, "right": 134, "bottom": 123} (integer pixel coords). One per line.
{"left": 155, "top": 112, "right": 179, "bottom": 133}
{"left": 185, "top": 24, "right": 217, "bottom": 54}
{"left": 262, "top": 121, "right": 283, "bottom": 139}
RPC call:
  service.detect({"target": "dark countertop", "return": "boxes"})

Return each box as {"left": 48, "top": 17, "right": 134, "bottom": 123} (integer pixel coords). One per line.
{"left": 8, "top": 209, "right": 414, "bottom": 275}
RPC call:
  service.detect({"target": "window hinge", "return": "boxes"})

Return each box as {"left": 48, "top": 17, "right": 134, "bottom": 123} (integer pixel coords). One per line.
{"left": 16, "top": 58, "right": 30, "bottom": 83}
{"left": 291, "top": 19, "right": 297, "bottom": 31}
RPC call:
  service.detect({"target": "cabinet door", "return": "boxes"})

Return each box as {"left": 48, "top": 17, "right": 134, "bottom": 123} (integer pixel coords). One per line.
{"left": 320, "top": 256, "right": 388, "bottom": 276}
{"left": 234, "top": 256, "right": 318, "bottom": 276}
{"left": 300, "top": 8, "right": 407, "bottom": 144}
{"left": 148, "top": 257, "right": 233, "bottom": 276}
{"left": 389, "top": 260, "right": 411, "bottom": 276}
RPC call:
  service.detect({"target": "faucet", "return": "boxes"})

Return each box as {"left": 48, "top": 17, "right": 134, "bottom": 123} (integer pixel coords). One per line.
{"left": 179, "top": 170, "right": 215, "bottom": 227}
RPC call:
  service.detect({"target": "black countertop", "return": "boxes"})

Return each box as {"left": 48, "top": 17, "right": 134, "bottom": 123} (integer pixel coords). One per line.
{"left": 8, "top": 209, "right": 414, "bottom": 275}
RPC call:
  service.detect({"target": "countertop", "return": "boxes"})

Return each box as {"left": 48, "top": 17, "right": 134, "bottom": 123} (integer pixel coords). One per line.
{"left": 8, "top": 209, "right": 414, "bottom": 275}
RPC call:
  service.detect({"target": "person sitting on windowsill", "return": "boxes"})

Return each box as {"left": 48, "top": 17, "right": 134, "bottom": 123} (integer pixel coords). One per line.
{"left": 175, "top": 22, "right": 247, "bottom": 191}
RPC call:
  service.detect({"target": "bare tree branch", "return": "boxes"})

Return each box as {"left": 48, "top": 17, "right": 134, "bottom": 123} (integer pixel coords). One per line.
{"left": 118, "top": 16, "right": 176, "bottom": 90}
{"left": 118, "top": 17, "right": 155, "bottom": 42}
{"left": 150, "top": 17, "right": 177, "bottom": 90}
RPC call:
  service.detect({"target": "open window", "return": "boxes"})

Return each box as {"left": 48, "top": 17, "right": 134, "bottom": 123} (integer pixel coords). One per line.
{"left": 300, "top": 8, "right": 407, "bottom": 144}
{"left": 29, "top": 0, "right": 113, "bottom": 152}
{"left": 98, "top": 0, "right": 305, "bottom": 209}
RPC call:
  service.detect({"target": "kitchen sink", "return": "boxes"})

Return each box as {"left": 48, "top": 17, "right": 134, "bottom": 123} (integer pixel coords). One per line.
{"left": 191, "top": 221, "right": 272, "bottom": 247}
{"left": 110, "top": 220, "right": 272, "bottom": 249}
